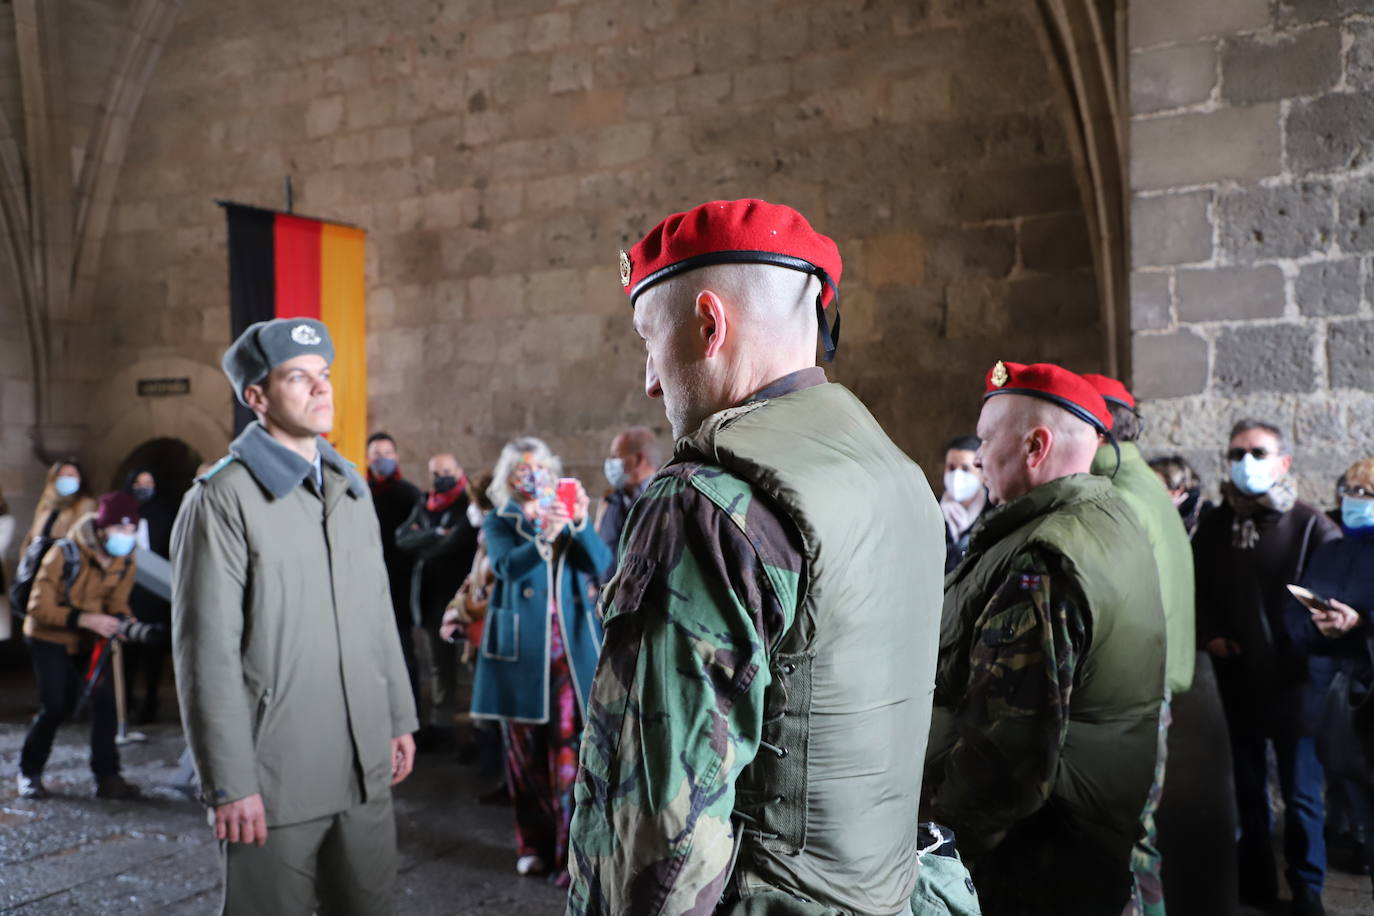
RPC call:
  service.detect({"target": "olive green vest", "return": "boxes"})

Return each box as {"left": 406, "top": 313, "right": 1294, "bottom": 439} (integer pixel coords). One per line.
{"left": 680, "top": 381, "right": 945, "bottom": 915}
{"left": 1091, "top": 441, "right": 1197, "bottom": 693}
{"left": 939, "top": 475, "right": 1165, "bottom": 866}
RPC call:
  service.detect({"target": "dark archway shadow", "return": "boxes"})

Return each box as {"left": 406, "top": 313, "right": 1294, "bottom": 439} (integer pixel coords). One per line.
{"left": 110, "top": 437, "right": 204, "bottom": 510}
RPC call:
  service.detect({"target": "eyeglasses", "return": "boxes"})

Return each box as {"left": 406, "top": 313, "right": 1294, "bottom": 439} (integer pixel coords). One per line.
{"left": 1340, "top": 485, "right": 1374, "bottom": 500}
{"left": 1226, "top": 447, "right": 1273, "bottom": 462}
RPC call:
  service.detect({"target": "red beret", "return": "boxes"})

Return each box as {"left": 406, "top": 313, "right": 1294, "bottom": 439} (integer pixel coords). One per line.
{"left": 621, "top": 199, "right": 842, "bottom": 309}
{"left": 983, "top": 361, "right": 1113, "bottom": 434}
{"left": 1081, "top": 373, "right": 1137, "bottom": 411}
{"left": 96, "top": 491, "right": 140, "bottom": 529}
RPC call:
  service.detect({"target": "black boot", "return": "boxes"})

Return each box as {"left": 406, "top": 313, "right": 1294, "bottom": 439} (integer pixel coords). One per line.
{"left": 1290, "top": 886, "right": 1325, "bottom": 916}
{"left": 94, "top": 774, "right": 141, "bottom": 799}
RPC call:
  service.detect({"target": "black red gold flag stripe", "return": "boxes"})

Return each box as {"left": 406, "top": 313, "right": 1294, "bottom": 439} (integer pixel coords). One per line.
{"left": 222, "top": 202, "right": 368, "bottom": 468}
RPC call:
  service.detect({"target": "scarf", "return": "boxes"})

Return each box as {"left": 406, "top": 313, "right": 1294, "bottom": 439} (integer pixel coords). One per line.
{"left": 367, "top": 468, "right": 401, "bottom": 490}
{"left": 940, "top": 487, "right": 987, "bottom": 543}
{"left": 427, "top": 479, "right": 466, "bottom": 514}
{"left": 1222, "top": 477, "right": 1297, "bottom": 549}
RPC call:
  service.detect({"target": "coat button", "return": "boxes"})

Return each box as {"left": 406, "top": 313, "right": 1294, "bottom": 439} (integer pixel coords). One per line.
{"left": 522, "top": 587, "right": 535, "bottom": 598}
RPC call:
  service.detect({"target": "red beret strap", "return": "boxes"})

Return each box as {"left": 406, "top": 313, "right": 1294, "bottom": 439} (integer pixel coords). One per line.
{"left": 986, "top": 387, "right": 1109, "bottom": 435}
{"left": 816, "top": 269, "right": 840, "bottom": 363}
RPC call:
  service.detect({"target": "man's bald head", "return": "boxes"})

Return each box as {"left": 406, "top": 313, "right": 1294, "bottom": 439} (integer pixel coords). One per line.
{"left": 609, "top": 426, "right": 662, "bottom": 490}
{"left": 634, "top": 263, "right": 820, "bottom": 438}
{"left": 428, "top": 453, "right": 462, "bottom": 478}
{"left": 975, "top": 394, "right": 1100, "bottom": 505}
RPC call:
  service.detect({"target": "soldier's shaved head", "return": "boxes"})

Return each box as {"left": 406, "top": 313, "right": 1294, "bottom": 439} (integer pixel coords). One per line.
{"left": 975, "top": 394, "right": 1100, "bottom": 505}
{"left": 634, "top": 263, "right": 820, "bottom": 438}
{"left": 428, "top": 453, "right": 462, "bottom": 477}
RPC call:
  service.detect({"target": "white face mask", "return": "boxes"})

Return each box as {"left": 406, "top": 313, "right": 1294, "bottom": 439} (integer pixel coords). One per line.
{"left": 944, "top": 468, "right": 982, "bottom": 503}
{"left": 1231, "top": 454, "right": 1279, "bottom": 496}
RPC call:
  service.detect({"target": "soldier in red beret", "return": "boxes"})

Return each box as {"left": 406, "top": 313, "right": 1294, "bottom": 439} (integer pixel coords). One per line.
{"left": 568, "top": 200, "right": 948, "bottom": 914}
{"left": 923, "top": 362, "right": 1168, "bottom": 916}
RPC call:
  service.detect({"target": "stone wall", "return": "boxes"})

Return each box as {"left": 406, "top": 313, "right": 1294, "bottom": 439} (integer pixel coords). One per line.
{"left": 80, "top": 0, "right": 1099, "bottom": 493}
{"left": 1129, "top": 0, "right": 1374, "bottom": 505}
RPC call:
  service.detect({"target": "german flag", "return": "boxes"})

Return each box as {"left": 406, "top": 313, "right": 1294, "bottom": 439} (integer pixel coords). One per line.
{"left": 222, "top": 202, "right": 368, "bottom": 468}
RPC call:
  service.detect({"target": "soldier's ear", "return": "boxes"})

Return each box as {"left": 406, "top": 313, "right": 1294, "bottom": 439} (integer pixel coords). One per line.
{"left": 696, "top": 290, "right": 729, "bottom": 359}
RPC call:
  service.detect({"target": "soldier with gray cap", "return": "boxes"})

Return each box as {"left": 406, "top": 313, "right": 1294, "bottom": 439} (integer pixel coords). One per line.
{"left": 172, "top": 317, "right": 418, "bottom": 915}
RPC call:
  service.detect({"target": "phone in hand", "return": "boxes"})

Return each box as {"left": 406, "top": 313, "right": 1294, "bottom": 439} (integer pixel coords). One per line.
{"left": 1287, "top": 584, "right": 1336, "bottom": 614}
{"left": 556, "top": 478, "right": 579, "bottom": 519}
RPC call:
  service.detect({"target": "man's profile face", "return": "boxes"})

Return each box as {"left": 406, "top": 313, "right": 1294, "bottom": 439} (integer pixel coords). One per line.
{"left": 634, "top": 286, "right": 712, "bottom": 439}
{"left": 367, "top": 438, "right": 397, "bottom": 464}
{"left": 609, "top": 433, "right": 643, "bottom": 475}
{"left": 974, "top": 398, "right": 1030, "bottom": 506}
{"left": 246, "top": 354, "right": 333, "bottom": 437}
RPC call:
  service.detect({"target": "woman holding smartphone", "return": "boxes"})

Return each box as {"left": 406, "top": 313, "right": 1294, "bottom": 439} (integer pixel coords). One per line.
{"left": 1286, "top": 456, "right": 1374, "bottom": 887}
{"left": 471, "top": 436, "right": 611, "bottom": 886}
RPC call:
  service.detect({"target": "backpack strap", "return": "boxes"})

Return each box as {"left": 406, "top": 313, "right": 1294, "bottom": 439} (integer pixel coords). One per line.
{"left": 56, "top": 539, "right": 81, "bottom": 608}
{"left": 40, "top": 509, "right": 59, "bottom": 539}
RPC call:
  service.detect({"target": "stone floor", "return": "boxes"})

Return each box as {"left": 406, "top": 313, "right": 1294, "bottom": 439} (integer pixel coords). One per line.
{"left": 1, "top": 662, "right": 1373, "bottom": 915}
{"left": 0, "top": 669, "right": 565, "bottom": 914}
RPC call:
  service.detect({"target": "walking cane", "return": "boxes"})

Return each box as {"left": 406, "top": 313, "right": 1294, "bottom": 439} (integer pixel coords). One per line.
{"left": 112, "top": 639, "right": 147, "bottom": 745}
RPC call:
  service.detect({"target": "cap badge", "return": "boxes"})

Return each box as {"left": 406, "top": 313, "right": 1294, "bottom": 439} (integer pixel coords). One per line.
{"left": 991, "top": 361, "right": 1010, "bottom": 388}
{"left": 619, "top": 250, "right": 632, "bottom": 288}
{"left": 292, "top": 324, "right": 322, "bottom": 346}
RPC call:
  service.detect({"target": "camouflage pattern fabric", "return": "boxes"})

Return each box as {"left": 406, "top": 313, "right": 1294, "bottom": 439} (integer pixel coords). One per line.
{"left": 1124, "top": 693, "right": 1172, "bottom": 916}
{"left": 925, "top": 550, "right": 1089, "bottom": 854}
{"left": 566, "top": 462, "right": 803, "bottom": 916}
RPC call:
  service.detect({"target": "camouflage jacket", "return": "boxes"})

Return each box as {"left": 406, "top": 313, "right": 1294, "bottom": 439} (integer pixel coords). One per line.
{"left": 566, "top": 458, "right": 803, "bottom": 916}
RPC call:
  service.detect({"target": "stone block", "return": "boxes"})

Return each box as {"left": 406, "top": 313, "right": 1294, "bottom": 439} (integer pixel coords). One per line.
{"left": 1175, "top": 264, "right": 1285, "bottom": 322}
{"left": 1019, "top": 211, "right": 1093, "bottom": 272}
{"left": 1132, "top": 330, "right": 1209, "bottom": 398}
{"left": 1329, "top": 319, "right": 1374, "bottom": 389}
{"left": 1130, "top": 42, "right": 1218, "bottom": 113}
{"left": 1130, "top": 104, "right": 1281, "bottom": 191}
{"left": 1130, "top": 270, "right": 1173, "bottom": 331}
{"left": 1213, "top": 323, "right": 1316, "bottom": 393}
{"left": 1297, "top": 258, "right": 1363, "bottom": 316}
{"left": 1288, "top": 93, "right": 1374, "bottom": 175}
{"left": 1131, "top": 191, "right": 1213, "bottom": 267}
{"left": 925, "top": 225, "right": 1016, "bottom": 280}
{"left": 1336, "top": 176, "right": 1374, "bottom": 252}
{"left": 1219, "top": 180, "right": 1335, "bottom": 260}
{"left": 1130, "top": 0, "right": 1270, "bottom": 49}
{"left": 863, "top": 231, "right": 927, "bottom": 287}
{"left": 1220, "top": 26, "right": 1340, "bottom": 105}
{"left": 1004, "top": 271, "right": 1099, "bottom": 333}
{"left": 1347, "top": 21, "right": 1374, "bottom": 92}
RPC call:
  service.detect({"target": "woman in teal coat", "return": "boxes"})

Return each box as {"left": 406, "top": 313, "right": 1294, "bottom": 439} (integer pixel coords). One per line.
{"left": 472, "top": 436, "right": 611, "bottom": 885}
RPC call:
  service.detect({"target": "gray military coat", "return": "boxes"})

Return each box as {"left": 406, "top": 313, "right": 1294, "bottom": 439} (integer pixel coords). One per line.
{"left": 171, "top": 423, "right": 418, "bottom": 826}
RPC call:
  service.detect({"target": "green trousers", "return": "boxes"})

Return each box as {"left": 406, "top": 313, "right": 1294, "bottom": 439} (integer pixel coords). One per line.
{"left": 220, "top": 792, "right": 396, "bottom": 916}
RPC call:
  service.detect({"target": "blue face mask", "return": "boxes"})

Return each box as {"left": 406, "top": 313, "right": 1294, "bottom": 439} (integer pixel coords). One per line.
{"left": 369, "top": 457, "right": 397, "bottom": 478}
{"left": 104, "top": 532, "right": 136, "bottom": 558}
{"left": 604, "top": 457, "right": 627, "bottom": 490}
{"left": 1343, "top": 496, "right": 1374, "bottom": 532}
{"left": 1231, "top": 454, "right": 1278, "bottom": 496}
{"left": 54, "top": 476, "right": 80, "bottom": 498}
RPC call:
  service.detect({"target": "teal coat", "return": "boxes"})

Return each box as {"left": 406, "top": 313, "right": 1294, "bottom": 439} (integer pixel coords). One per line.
{"left": 471, "top": 501, "right": 611, "bottom": 723}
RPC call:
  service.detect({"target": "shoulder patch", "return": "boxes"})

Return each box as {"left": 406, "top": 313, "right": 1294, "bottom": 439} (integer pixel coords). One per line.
{"left": 1019, "top": 573, "right": 1043, "bottom": 592}
{"left": 200, "top": 455, "right": 236, "bottom": 482}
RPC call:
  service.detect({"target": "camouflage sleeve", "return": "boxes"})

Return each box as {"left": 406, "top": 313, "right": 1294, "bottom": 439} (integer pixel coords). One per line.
{"left": 567, "top": 465, "right": 801, "bottom": 916}
{"left": 925, "top": 547, "right": 1090, "bottom": 854}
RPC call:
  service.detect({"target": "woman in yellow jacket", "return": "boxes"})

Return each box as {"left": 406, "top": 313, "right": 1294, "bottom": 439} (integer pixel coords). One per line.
{"left": 18, "top": 492, "right": 140, "bottom": 800}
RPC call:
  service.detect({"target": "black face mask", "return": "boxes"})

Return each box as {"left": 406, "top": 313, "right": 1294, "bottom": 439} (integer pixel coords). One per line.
{"left": 132, "top": 487, "right": 155, "bottom": 504}
{"left": 433, "top": 475, "right": 459, "bottom": 494}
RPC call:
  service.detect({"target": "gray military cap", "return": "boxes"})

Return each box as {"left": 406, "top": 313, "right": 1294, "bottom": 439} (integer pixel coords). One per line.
{"left": 222, "top": 317, "right": 335, "bottom": 406}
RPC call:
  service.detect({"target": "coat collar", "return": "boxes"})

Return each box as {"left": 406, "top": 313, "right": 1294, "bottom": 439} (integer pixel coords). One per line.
{"left": 229, "top": 422, "right": 367, "bottom": 501}
{"left": 968, "top": 473, "right": 1115, "bottom": 553}
{"left": 494, "top": 498, "right": 541, "bottom": 544}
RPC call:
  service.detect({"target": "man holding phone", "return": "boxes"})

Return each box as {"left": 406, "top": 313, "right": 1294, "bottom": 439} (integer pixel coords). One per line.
{"left": 172, "top": 318, "right": 418, "bottom": 916}
{"left": 1193, "top": 419, "right": 1340, "bottom": 914}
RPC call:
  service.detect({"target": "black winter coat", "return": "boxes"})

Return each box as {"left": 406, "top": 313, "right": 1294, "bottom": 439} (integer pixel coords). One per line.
{"left": 1283, "top": 534, "right": 1374, "bottom": 728}
{"left": 1193, "top": 498, "right": 1340, "bottom": 734}
{"left": 369, "top": 476, "right": 422, "bottom": 625}
{"left": 396, "top": 494, "right": 479, "bottom": 628}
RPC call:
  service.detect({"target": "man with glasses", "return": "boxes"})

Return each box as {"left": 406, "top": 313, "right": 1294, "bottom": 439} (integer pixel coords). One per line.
{"left": 1193, "top": 418, "right": 1340, "bottom": 916}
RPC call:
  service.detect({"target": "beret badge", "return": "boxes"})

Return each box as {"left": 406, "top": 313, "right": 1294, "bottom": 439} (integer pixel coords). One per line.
{"left": 292, "top": 324, "right": 322, "bottom": 346}
{"left": 619, "top": 250, "right": 632, "bottom": 288}
{"left": 990, "top": 361, "right": 1009, "bottom": 388}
